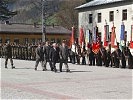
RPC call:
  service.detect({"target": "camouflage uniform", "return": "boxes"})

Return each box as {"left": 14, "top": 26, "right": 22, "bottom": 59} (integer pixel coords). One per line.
{"left": 4, "top": 43, "right": 15, "bottom": 69}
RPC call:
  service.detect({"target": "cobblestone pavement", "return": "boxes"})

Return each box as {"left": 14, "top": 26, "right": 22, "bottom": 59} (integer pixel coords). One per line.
{"left": 0, "top": 58, "right": 133, "bottom": 99}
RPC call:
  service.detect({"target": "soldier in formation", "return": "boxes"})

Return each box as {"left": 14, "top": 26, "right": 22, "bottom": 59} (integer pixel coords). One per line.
{"left": 0, "top": 40, "right": 133, "bottom": 70}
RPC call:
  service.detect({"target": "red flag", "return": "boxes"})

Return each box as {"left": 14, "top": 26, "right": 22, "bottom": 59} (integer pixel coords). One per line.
{"left": 69, "top": 26, "right": 75, "bottom": 47}
{"left": 104, "top": 25, "right": 108, "bottom": 47}
{"left": 111, "top": 24, "right": 117, "bottom": 48}
{"left": 130, "top": 25, "right": 133, "bottom": 48}
{"left": 92, "top": 42, "right": 100, "bottom": 54}
{"left": 79, "top": 27, "right": 85, "bottom": 47}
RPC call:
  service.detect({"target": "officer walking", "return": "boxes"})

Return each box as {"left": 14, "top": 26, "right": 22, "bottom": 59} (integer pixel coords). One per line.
{"left": 59, "top": 42, "right": 70, "bottom": 72}
{"left": 43, "top": 41, "right": 52, "bottom": 71}
{"left": 49, "top": 43, "right": 60, "bottom": 72}
{"left": 35, "top": 43, "right": 45, "bottom": 71}
{"left": 4, "top": 41, "right": 15, "bottom": 69}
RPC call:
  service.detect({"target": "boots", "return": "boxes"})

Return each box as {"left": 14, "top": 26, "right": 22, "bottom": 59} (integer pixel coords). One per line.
{"left": 5, "top": 65, "right": 7, "bottom": 68}
{"left": 12, "top": 64, "right": 15, "bottom": 69}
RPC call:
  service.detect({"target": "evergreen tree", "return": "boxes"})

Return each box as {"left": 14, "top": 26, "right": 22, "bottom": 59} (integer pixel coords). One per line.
{"left": 86, "top": 0, "right": 93, "bottom": 3}
{"left": 0, "top": 0, "right": 17, "bottom": 21}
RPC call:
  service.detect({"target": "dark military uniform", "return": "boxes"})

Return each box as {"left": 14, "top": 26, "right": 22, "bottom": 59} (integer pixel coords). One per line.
{"left": 43, "top": 45, "right": 52, "bottom": 70}
{"left": 35, "top": 44, "right": 45, "bottom": 71}
{"left": 59, "top": 44, "right": 70, "bottom": 72}
{"left": 114, "top": 49, "right": 121, "bottom": 68}
{"left": 49, "top": 46, "right": 60, "bottom": 72}
{"left": 105, "top": 49, "right": 111, "bottom": 67}
{"left": 89, "top": 47, "right": 95, "bottom": 66}
{"left": 4, "top": 43, "right": 15, "bottom": 69}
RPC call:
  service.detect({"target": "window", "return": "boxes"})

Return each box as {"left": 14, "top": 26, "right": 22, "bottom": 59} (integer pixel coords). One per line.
{"left": 5, "top": 38, "right": 10, "bottom": 43}
{"left": 122, "top": 9, "right": 127, "bottom": 20}
{"left": 57, "top": 38, "right": 61, "bottom": 43}
{"left": 31, "top": 38, "right": 35, "bottom": 44}
{"left": 0, "top": 37, "right": 2, "bottom": 43}
{"left": 14, "top": 38, "right": 19, "bottom": 44}
{"left": 109, "top": 11, "right": 114, "bottom": 22}
{"left": 89, "top": 14, "right": 93, "bottom": 23}
{"left": 24, "top": 38, "right": 28, "bottom": 44}
{"left": 46, "top": 38, "right": 49, "bottom": 41}
{"left": 37, "top": 38, "right": 42, "bottom": 43}
{"left": 51, "top": 38, "right": 55, "bottom": 42}
{"left": 98, "top": 13, "right": 101, "bottom": 23}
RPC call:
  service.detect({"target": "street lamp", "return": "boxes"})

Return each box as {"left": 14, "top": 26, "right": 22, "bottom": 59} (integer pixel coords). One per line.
{"left": 42, "top": 0, "right": 46, "bottom": 42}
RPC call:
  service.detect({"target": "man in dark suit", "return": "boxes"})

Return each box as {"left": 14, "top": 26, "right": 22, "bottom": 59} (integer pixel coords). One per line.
{"left": 35, "top": 43, "right": 45, "bottom": 71}
{"left": 49, "top": 43, "right": 60, "bottom": 72}
{"left": 4, "top": 42, "right": 15, "bottom": 69}
{"left": 59, "top": 42, "right": 70, "bottom": 72}
{"left": 43, "top": 41, "right": 52, "bottom": 71}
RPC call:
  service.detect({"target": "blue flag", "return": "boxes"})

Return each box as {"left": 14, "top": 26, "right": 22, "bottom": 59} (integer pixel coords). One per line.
{"left": 120, "top": 24, "right": 125, "bottom": 41}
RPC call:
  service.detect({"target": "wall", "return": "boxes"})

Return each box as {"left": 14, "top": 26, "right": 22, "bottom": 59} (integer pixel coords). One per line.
{"left": 78, "top": 3, "right": 133, "bottom": 43}
{"left": 0, "top": 33, "right": 71, "bottom": 44}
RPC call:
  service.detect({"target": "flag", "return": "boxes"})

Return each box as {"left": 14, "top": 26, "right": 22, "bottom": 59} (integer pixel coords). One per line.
{"left": 111, "top": 24, "right": 117, "bottom": 48}
{"left": 85, "top": 30, "right": 90, "bottom": 43}
{"left": 92, "top": 26, "right": 100, "bottom": 54}
{"left": 130, "top": 25, "right": 133, "bottom": 48}
{"left": 120, "top": 22, "right": 125, "bottom": 47}
{"left": 93, "top": 26, "right": 97, "bottom": 43}
{"left": 79, "top": 27, "right": 85, "bottom": 48}
{"left": 103, "top": 25, "right": 109, "bottom": 47}
{"left": 106, "top": 25, "right": 110, "bottom": 41}
{"left": 69, "top": 26, "right": 75, "bottom": 47}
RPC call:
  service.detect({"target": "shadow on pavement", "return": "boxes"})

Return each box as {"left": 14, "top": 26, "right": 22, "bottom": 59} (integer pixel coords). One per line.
{"left": 64, "top": 71, "right": 92, "bottom": 73}
{"left": 14, "top": 68, "right": 34, "bottom": 69}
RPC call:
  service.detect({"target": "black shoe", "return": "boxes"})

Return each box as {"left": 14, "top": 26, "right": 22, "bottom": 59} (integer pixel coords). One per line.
{"left": 35, "top": 68, "right": 37, "bottom": 71}
{"left": 54, "top": 69, "right": 57, "bottom": 72}
{"left": 66, "top": 69, "right": 70, "bottom": 72}
{"left": 12, "top": 66, "right": 15, "bottom": 69}
{"left": 5, "top": 66, "right": 7, "bottom": 68}
{"left": 60, "top": 70, "right": 62, "bottom": 72}
{"left": 43, "top": 68, "right": 47, "bottom": 71}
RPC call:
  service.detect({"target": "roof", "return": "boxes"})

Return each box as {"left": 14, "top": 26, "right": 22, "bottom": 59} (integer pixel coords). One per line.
{"left": 0, "top": 23, "right": 71, "bottom": 35}
{"left": 76, "top": 0, "right": 125, "bottom": 9}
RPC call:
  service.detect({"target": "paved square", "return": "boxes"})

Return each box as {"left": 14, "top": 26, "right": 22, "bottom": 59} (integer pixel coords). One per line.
{"left": 0, "top": 58, "right": 133, "bottom": 99}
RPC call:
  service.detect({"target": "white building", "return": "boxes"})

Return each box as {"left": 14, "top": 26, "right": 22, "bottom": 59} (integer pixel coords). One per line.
{"left": 76, "top": 0, "right": 133, "bottom": 44}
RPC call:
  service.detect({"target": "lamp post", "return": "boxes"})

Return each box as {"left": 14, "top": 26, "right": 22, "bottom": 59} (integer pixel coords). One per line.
{"left": 42, "top": 0, "right": 46, "bottom": 42}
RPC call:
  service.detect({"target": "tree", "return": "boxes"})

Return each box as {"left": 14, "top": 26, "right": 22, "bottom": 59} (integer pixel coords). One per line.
{"left": 86, "top": 0, "right": 93, "bottom": 2}
{"left": 0, "top": 0, "right": 17, "bottom": 21}
{"left": 56, "top": 0, "right": 85, "bottom": 30}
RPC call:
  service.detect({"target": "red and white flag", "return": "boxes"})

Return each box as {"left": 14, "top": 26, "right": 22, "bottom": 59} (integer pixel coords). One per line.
{"left": 130, "top": 25, "right": 133, "bottom": 48}
{"left": 111, "top": 24, "right": 117, "bottom": 48}
{"left": 79, "top": 27, "right": 85, "bottom": 48}
{"left": 69, "top": 26, "right": 75, "bottom": 47}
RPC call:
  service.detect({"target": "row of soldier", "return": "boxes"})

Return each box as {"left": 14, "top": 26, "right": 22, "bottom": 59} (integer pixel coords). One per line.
{"left": 0, "top": 43, "right": 37, "bottom": 60}
{"left": 1, "top": 41, "right": 133, "bottom": 70}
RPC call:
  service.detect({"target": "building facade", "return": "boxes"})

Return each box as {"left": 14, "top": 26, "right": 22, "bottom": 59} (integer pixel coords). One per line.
{"left": 76, "top": 0, "right": 133, "bottom": 44}
{"left": 0, "top": 23, "right": 71, "bottom": 44}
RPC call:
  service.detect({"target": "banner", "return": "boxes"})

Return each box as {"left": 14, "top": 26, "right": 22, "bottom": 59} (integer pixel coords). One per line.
{"left": 69, "top": 26, "right": 75, "bottom": 47}
{"left": 106, "top": 25, "right": 109, "bottom": 41}
{"left": 120, "top": 23, "right": 125, "bottom": 47}
{"left": 130, "top": 25, "right": 133, "bottom": 48}
{"left": 85, "top": 30, "right": 90, "bottom": 43}
{"left": 92, "top": 42, "right": 100, "bottom": 54}
{"left": 111, "top": 24, "right": 117, "bottom": 48}
{"left": 79, "top": 27, "right": 85, "bottom": 48}
{"left": 131, "top": 25, "right": 133, "bottom": 42}
{"left": 104, "top": 25, "right": 109, "bottom": 47}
